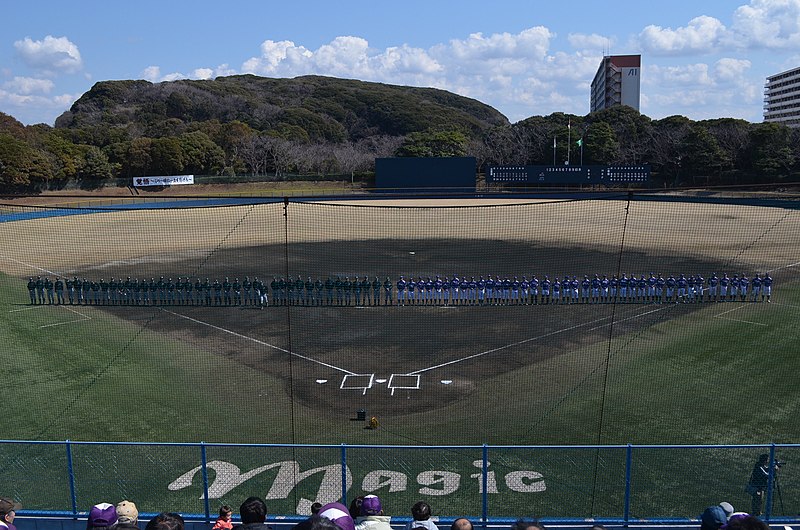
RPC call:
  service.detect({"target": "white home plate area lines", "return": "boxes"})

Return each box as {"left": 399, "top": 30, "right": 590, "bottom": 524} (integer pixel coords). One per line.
{"left": 160, "top": 304, "right": 678, "bottom": 396}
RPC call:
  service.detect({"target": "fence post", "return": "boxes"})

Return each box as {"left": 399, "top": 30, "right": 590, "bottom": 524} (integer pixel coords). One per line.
{"left": 482, "top": 445, "right": 489, "bottom": 524}
{"left": 623, "top": 444, "right": 633, "bottom": 523}
{"left": 65, "top": 440, "right": 78, "bottom": 519}
{"left": 764, "top": 444, "right": 776, "bottom": 521}
{"left": 341, "top": 444, "right": 348, "bottom": 506}
{"left": 200, "top": 442, "right": 211, "bottom": 523}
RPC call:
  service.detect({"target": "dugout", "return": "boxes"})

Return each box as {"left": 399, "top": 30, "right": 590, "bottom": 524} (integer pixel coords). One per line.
{"left": 375, "top": 156, "right": 476, "bottom": 193}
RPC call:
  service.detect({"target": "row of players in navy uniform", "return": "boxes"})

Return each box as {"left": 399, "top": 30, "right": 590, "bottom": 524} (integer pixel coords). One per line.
{"left": 26, "top": 272, "right": 774, "bottom": 307}
{"left": 394, "top": 272, "right": 773, "bottom": 305}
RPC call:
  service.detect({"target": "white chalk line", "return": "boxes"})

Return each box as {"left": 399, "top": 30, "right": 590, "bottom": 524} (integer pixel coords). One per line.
{"left": 9, "top": 306, "right": 43, "bottom": 313}
{"left": 38, "top": 305, "right": 92, "bottom": 328}
{"left": 767, "top": 260, "right": 800, "bottom": 273}
{"left": 160, "top": 308, "right": 356, "bottom": 375}
{"left": 712, "top": 304, "right": 768, "bottom": 327}
{"left": 407, "top": 306, "right": 669, "bottom": 376}
{"left": 0, "top": 254, "right": 60, "bottom": 276}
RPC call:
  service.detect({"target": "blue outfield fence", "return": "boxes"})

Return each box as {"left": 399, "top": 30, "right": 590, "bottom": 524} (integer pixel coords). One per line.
{"left": 2, "top": 441, "right": 800, "bottom": 525}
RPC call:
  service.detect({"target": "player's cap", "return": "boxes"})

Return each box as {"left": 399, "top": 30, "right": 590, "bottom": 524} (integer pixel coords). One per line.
{"left": 0, "top": 498, "right": 21, "bottom": 514}
{"left": 719, "top": 502, "right": 734, "bottom": 520}
{"left": 116, "top": 501, "right": 138, "bottom": 524}
{"left": 360, "top": 495, "right": 382, "bottom": 516}
{"left": 318, "top": 502, "right": 355, "bottom": 530}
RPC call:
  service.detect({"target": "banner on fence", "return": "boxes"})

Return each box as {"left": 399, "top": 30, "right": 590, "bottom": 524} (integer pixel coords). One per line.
{"left": 133, "top": 175, "right": 195, "bottom": 187}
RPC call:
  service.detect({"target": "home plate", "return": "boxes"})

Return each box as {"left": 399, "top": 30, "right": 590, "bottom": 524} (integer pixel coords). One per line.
{"left": 315, "top": 379, "right": 328, "bottom": 384}
{"left": 409, "top": 252, "right": 415, "bottom": 255}
{"left": 375, "top": 379, "right": 387, "bottom": 384}
{"left": 441, "top": 380, "right": 453, "bottom": 385}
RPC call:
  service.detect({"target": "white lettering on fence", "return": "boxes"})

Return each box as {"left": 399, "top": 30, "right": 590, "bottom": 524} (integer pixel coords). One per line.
{"left": 168, "top": 460, "right": 544, "bottom": 514}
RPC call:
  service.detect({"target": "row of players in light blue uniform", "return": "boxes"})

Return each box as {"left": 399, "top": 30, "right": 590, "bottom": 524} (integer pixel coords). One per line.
{"left": 393, "top": 272, "right": 773, "bottom": 305}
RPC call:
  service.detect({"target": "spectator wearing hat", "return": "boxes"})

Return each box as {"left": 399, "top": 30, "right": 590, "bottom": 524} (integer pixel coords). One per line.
{"left": 116, "top": 501, "right": 139, "bottom": 530}
{"left": 87, "top": 503, "right": 118, "bottom": 530}
{"left": 355, "top": 495, "right": 391, "bottom": 530}
{"left": 404, "top": 502, "right": 438, "bottom": 530}
{"left": 318, "top": 502, "right": 354, "bottom": 530}
{"left": 238, "top": 497, "right": 271, "bottom": 530}
{"left": 0, "top": 498, "right": 22, "bottom": 530}
{"left": 700, "top": 505, "right": 727, "bottom": 530}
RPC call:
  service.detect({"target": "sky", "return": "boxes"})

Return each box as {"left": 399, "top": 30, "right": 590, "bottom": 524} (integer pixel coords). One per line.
{"left": 2, "top": 0, "right": 800, "bottom": 127}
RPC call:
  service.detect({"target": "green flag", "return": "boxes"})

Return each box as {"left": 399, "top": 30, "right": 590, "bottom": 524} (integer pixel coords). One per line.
{"left": 576, "top": 138, "right": 583, "bottom": 147}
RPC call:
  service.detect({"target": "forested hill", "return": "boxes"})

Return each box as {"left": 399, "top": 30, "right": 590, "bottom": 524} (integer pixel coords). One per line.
{"left": 55, "top": 74, "right": 509, "bottom": 143}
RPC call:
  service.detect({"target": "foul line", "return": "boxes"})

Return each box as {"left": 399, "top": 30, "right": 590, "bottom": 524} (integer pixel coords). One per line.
{"left": 0, "top": 254, "right": 60, "bottom": 276}
{"left": 38, "top": 306, "right": 92, "bottom": 328}
{"left": 160, "top": 308, "right": 356, "bottom": 375}
{"left": 9, "top": 306, "right": 44, "bottom": 313}
{"left": 713, "top": 304, "right": 767, "bottom": 327}
{"left": 407, "top": 306, "right": 669, "bottom": 375}
{"left": 767, "top": 260, "right": 800, "bottom": 273}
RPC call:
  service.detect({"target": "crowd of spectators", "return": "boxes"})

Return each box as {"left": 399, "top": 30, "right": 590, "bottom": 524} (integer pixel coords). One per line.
{"left": 0, "top": 496, "right": 777, "bottom": 530}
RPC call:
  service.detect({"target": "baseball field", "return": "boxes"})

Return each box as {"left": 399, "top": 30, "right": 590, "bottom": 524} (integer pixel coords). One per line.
{"left": 1, "top": 193, "right": 799, "bottom": 518}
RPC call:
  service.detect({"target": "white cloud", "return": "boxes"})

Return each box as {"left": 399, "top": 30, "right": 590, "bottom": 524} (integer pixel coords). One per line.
{"left": 729, "top": 0, "right": 800, "bottom": 48}
{"left": 13, "top": 35, "right": 83, "bottom": 74}
{"left": 568, "top": 33, "right": 613, "bottom": 53}
{"left": 142, "top": 65, "right": 161, "bottom": 82}
{"left": 638, "top": 15, "right": 727, "bottom": 55}
{"left": 192, "top": 68, "right": 214, "bottom": 80}
{"left": 714, "top": 58, "right": 751, "bottom": 81}
{"left": 645, "top": 63, "right": 714, "bottom": 88}
{"left": 3, "top": 76, "right": 55, "bottom": 95}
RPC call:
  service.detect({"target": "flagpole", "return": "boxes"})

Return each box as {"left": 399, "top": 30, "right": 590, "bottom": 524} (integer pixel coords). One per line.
{"left": 552, "top": 137, "right": 556, "bottom": 166}
{"left": 580, "top": 138, "right": 584, "bottom": 166}
{"left": 567, "top": 120, "right": 571, "bottom": 165}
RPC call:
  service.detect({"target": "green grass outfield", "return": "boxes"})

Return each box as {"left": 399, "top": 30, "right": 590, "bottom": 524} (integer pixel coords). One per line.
{"left": 3, "top": 271, "right": 800, "bottom": 517}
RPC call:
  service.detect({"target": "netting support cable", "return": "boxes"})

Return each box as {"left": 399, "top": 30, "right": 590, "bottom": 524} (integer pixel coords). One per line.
{"left": 592, "top": 191, "right": 632, "bottom": 514}
{"left": 283, "top": 197, "right": 299, "bottom": 509}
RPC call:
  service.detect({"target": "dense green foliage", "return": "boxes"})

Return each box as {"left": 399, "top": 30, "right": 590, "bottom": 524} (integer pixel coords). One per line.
{"left": 1, "top": 74, "right": 799, "bottom": 189}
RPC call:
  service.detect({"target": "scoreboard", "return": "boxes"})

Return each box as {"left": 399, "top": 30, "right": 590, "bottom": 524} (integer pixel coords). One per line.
{"left": 487, "top": 165, "right": 650, "bottom": 185}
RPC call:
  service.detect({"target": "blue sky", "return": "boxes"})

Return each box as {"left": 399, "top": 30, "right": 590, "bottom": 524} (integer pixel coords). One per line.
{"left": 2, "top": 0, "right": 800, "bottom": 127}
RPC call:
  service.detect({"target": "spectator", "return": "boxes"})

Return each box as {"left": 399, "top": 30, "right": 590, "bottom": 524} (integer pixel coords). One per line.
{"left": 719, "top": 503, "right": 734, "bottom": 521}
{"left": 450, "top": 519, "right": 473, "bottom": 530}
{"left": 348, "top": 497, "right": 365, "bottom": 519}
{"left": 701, "top": 506, "right": 727, "bottom": 530}
{"left": 146, "top": 513, "right": 185, "bottom": 530}
{"left": 116, "top": 501, "right": 140, "bottom": 529}
{"left": 510, "top": 519, "right": 545, "bottom": 530}
{"left": 87, "top": 503, "right": 118, "bottom": 530}
{"left": 239, "top": 497, "right": 270, "bottom": 530}
{"left": 213, "top": 505, "right": 234, "bottom": 530}
{"left": 0, "top": 498, "right": 22, "bottom": 530}
{"left": 291, "top": 515, "right": 341, "bottom": 530}
{"left": 404, "top": 502, "right": 438, "bottom": 530}
{"left": 310, "top": 504, "right": 322, "bottom": 516}
{"left": 590, "top": 525, "right": 606, "bottom": 530}
{"left": 355, "top": 495, "right": 391, "bottom": 530}
{"left": 723, "top": 515, "right": 770, "bottom": 530}
{"left": 318, "top": 502, "right": 355, "bottom": 530}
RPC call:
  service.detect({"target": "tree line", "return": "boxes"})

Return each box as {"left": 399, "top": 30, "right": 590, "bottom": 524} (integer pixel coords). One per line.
{"left": 1, "top": 105, "right": 798, "bottom": 191}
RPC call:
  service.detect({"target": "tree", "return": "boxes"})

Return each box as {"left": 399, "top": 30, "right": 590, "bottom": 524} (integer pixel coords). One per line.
{"left": 79, "top": 146, "right": 115, "bottom": 180}
{"left": 124, "top": 137, "right": 153, "bottom": 177}
{"left": 584, "top": 121, "right": 619, "bottom": 165}
{"left": 150, "top": 137, "right": 186, "bottom": 175}
{"left": 0, "top": 133, "right": 54, "bottom": 188}
{"left": 748, "top": 123, "right": 794, "bottom": 180}
{"left": 682, "top": 124, "right": 729, "bottom": 182}
{"left": 395, "top": 130, "right": 468, "bottom": 158}
{"left": 648, "top": 116, "right": 691, "bottom": 185}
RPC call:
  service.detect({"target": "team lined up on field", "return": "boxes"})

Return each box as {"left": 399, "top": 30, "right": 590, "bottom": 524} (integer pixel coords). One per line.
{"left": 25, "top": 272, "right": 772, "bottom": 306}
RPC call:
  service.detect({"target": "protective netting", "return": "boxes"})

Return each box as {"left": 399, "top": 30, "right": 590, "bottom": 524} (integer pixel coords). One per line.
{"left": 1, "top": 193, "right": 799, "bottom": 519}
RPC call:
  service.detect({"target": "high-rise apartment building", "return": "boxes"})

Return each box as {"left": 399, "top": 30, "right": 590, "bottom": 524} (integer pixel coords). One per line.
{"left": 764, "top": 66, "right": 800, "bottom": 128}
{"left": 590, "top": 55, "right": 641, "bottom": 113}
